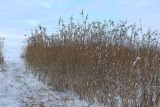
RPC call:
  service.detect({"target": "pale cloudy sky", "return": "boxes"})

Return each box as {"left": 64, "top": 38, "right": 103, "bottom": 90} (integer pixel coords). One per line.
{"left": 0, "top": 0, "right": 160, "bottom": 36}
{"left": 0, "top": 0, "right": 160, "bottom": 60}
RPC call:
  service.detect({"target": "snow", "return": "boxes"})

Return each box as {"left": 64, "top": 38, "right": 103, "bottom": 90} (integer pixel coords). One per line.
{"left": 0, "top": 60, "right": 97, "bottom": 107}
{"left": 0, "top": 62, "right": 20, "bottom": 107}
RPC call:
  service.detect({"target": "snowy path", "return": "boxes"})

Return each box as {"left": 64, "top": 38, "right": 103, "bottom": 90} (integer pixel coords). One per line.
{"left": 0, "top": 60, "right": 92, "bottom": 107}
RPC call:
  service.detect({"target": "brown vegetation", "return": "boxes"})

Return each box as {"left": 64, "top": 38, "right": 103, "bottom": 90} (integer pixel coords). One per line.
{"left": 23, "top": 12, "right": 160, "bottom": 106}
{"left": 0, "top": 38, "right": 4, "bottom": 65}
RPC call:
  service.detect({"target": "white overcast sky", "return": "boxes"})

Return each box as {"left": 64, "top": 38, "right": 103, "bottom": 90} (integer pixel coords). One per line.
{"left": 0, "top": 0, "right": 160, "bottom": 60}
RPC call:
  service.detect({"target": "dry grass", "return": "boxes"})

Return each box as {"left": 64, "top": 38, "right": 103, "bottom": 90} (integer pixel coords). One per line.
{"left": 0, "top": 37, "right": 4, "bottom": 65}
{"left": 23, "top": 12, "right": 160, "bottom": 106}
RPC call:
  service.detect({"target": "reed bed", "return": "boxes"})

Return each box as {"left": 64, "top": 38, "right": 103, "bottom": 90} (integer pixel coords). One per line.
{"left": 23, "top": 12, "right": 160, "bottom": 107}
{"left": 0, "top": 37, "right": 4, "bottom": 65}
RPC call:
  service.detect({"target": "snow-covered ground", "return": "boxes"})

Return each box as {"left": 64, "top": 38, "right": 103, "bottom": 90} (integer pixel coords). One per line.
{"left": 0, "top": 59, "right": 99, "bottom": 107}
